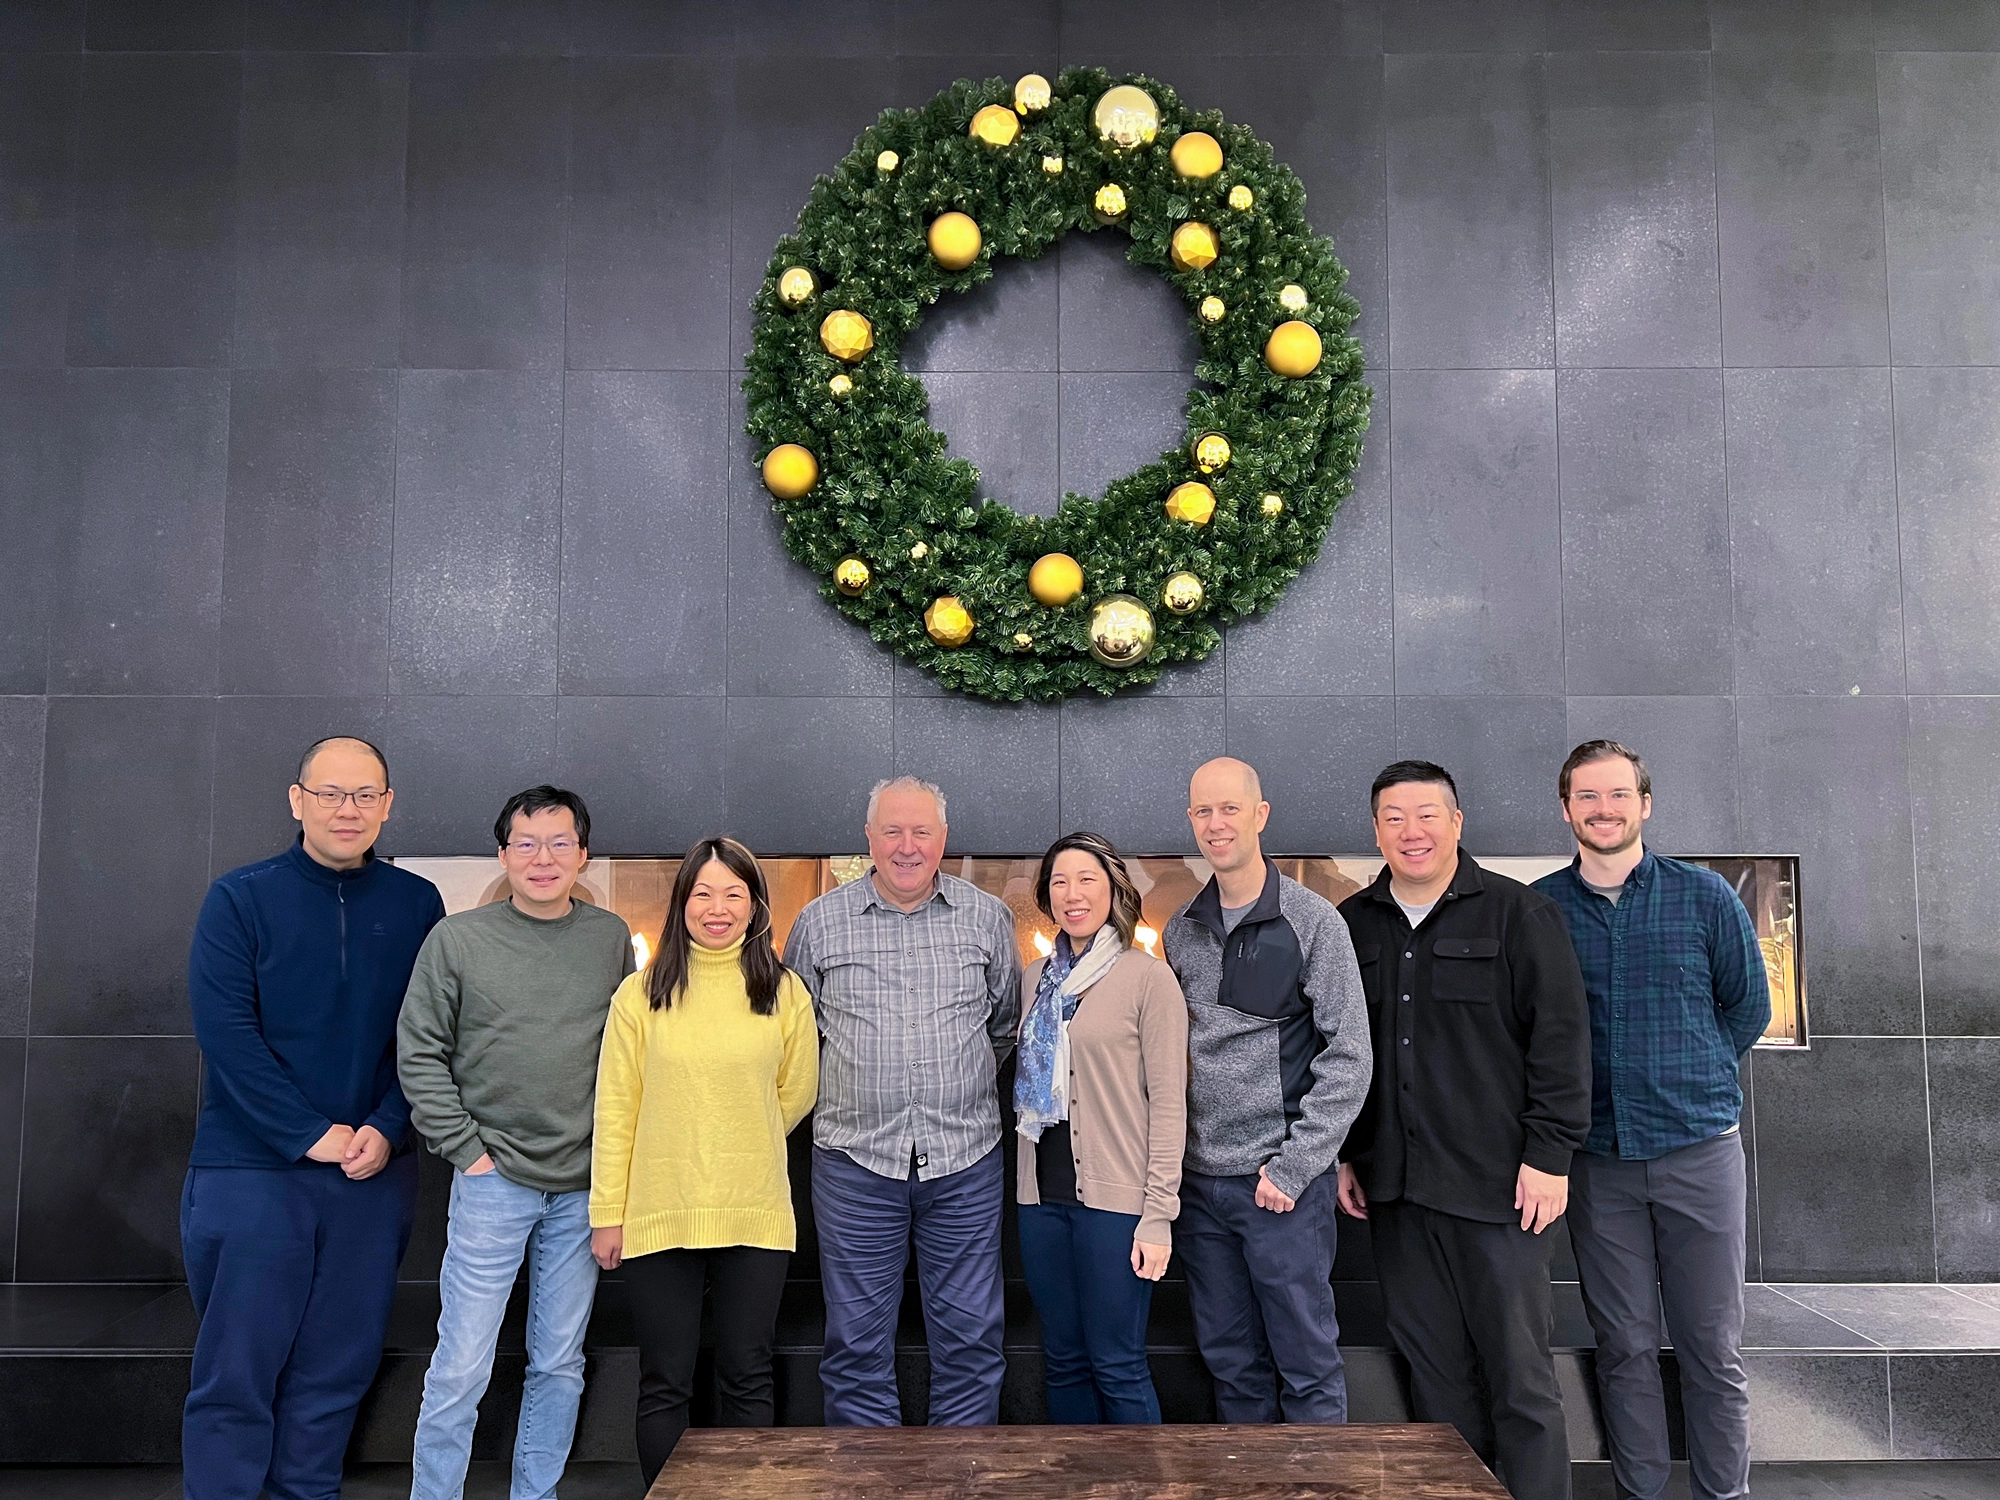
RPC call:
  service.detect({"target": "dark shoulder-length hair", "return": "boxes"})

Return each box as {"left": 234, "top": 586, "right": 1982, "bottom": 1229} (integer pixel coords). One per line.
{"left": 645, "top": 837, "right": 784, "bottom": 1015}
{"left": 1035, "top": 831, "right": 1143, "bottom": 947}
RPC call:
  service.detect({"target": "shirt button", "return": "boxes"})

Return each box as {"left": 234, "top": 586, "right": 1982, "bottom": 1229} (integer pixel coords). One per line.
{"left": 916, "top": 1154, "right": 928, "bottom": 1167}
{"left": 1401, "top": 994, "right": 1411, "bottom": 1003}
{"left": 1404, "top": 952, "right": 1413, "bottom": 960}
{"left": 1400, "top": 1037, "right": 1410, "bottom": 1046}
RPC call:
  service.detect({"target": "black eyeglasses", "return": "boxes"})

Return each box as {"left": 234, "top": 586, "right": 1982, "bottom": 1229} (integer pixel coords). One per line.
{"left": 297, "top": 785, "right": 385, "bottom": 810}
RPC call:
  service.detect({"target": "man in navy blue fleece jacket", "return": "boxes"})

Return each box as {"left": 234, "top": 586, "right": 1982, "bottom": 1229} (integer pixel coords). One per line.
{"left": 182, "top": 735, "right": 444, "bottom": 1500}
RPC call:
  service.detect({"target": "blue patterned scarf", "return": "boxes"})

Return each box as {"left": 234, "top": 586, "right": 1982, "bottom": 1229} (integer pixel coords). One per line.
{"left": 1014, "top": 924, "right": 1122, "bottom": 1141}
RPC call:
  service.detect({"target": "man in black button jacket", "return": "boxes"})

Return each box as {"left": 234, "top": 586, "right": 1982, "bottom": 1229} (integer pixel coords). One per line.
{"left": 1335, "top": 761, "right": 1591, "bottom": 1500}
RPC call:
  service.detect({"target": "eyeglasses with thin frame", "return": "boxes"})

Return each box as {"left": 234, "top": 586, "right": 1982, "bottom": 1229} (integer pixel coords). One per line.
{"left": 1567, "top": 788, "right": 1642, "bottom": 807}
{"left": 505, "top": 837, "right": 582, "bottom": 859}
{"left": 297, "top": 785, "right": 386, "bottom": 810}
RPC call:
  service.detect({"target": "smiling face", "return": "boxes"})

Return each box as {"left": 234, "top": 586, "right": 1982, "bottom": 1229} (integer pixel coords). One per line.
{"left": 289, "top": 739, "right": 393, "bottom": 870}
{"left": 1373, "top": 780, "right": 1464, "bottom": 889}
{"left": 684, "top": 857, "right": 753, "bottom": 950}
{"left": 1187, "top": 758, "right": 1269, "bottom": 875}
{"left": 865, "top": 783, "right": 947, "bottom": 907}
{"left": 1047, "top": 847, "right": 1114, "bottom": 943}
{"left": 1562, "top": 754, "right": 1651, "bottom": 856}
{"left": 499, "top": 805, "right": 587, "bottom": 917}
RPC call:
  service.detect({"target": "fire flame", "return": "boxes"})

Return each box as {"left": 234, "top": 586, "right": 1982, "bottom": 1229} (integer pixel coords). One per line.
{"left": 632, "top": 931, "right": 651, "bottom": 969}
{"left": 1032, "top": 931, "right": 1054, "bottom": 957}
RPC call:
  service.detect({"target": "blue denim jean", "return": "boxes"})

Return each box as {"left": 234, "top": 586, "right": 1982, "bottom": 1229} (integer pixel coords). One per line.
{"left": 1018, "top": 1200, "right": 1161, "bottom": 1424}
{"left": 409, "top": 1169, "right": 598, "bottom": 1500}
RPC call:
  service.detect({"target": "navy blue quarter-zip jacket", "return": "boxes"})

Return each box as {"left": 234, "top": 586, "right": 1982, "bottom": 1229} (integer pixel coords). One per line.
{"left": 188, "top": 840, "right": 445, "bottom": 1169}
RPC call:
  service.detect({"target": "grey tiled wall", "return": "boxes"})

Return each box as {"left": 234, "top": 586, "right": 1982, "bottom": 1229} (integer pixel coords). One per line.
{"left": 2, "top": 0, "right": 1997, "bottom": 1288}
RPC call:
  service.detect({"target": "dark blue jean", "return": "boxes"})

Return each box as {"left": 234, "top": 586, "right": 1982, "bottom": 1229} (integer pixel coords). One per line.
{"left": 1018, "top": 1200, "right": 1161, "bottom": 1424}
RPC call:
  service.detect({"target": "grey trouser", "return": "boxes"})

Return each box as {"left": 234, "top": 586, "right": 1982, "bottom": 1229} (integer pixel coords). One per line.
{"left": 1569, "top": 1131, "right": 1749, "bottom": 1500}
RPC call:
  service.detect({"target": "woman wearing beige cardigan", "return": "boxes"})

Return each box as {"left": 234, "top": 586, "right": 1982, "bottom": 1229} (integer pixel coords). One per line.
{"left": 1015, "top": 831, "right": 1189, "bottom": 1423}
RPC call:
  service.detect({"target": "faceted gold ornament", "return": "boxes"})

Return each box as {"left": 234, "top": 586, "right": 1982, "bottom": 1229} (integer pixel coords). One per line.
{"left": 1192, "top": 432, "right": 1232, "bottom": 475}
{"left": 819, "top": 309, "right": 875, "bottom": 363}
{"left": 925, "top": 595, "right": 974, "bottom": 647}
{"left": 1279, "top": 282, "right": 1309, "bottom": 313}
{"left": 1170, "top": 131, "right": 1224, "bottom": 180}
{"left": 1260, "top": 492, "right": 1285, "bottom": 517}
{"left": 1264, "top": 319, "right": 1324, "bottom": 378}
{"left": 969, "top": 104, "right": 1020, "bottom": 147}
{"left": 1041, "top": 154, "right": 1064, "bottom": 175}
{"left": 828, "top": 373, "right": 853, "bottom": 398}
{"left": 1199, "top": 296, "right": 1226, "bottom": 324}
{"left": 1093, "top": 85, "right": 1160, "bottom": 150}
{"left": 927, "top": 211, "right": 982, "bottom": 271}
{"left": 1092, "top": 183, "right": 1128, "bottom": 224}
{"left": 777, "top": 266, "right": 818, "bottom": 307}
{"left": 1013, "top": 73, "right": 1052, "bottom": 114}
{"left": 1165, "top": 481, "right": 1217, "bottom": 526}
{"left": 1228, "top": 184, "right": 1255, "bottom": 211}
{"left": 1028, "top": 552, "right": 1084, "bottom": 607}
{"left": 1170, "top": 221, "right": 1220, "bottom": 273}
{"left": 1013, "top": 632, "right": 1033, "bottom": 649}
{"left": 1161, "top": 571, "right": 1205, "bottom": 614}
{"left": 876, "top": 149, "right": 900, "bottom": 173}
{"left": 761, "top": 443, "right": 818, "bottom": 500}
{"left": 834, "top": 557, "right": 871, "bottom": 596}
{"left": 909, "top": 541, "right": 930, "bottom": 560}
{"left": 1088, "top": 594, "right": 1157, "bottom": 668}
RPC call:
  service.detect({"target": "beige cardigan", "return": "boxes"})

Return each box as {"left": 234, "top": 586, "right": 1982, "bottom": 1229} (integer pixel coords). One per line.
{"left": 1016, "top": 946, "right": 1189, "bottom": 1247}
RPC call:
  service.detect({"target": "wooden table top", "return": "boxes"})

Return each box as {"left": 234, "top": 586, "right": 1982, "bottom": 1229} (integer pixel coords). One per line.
{"left": 648, "top": 1423, "right": 1512, "bottom": 1498}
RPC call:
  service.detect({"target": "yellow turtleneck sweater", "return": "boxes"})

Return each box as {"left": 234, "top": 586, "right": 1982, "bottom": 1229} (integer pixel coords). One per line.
{"left": 589, "top": 937, "right": 818, "bottom": 1257}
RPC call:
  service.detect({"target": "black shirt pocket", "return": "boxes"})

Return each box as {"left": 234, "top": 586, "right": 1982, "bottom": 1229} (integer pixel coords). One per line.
{"left": 1431, "top": 936, "right": 1501, "bottom": 1003}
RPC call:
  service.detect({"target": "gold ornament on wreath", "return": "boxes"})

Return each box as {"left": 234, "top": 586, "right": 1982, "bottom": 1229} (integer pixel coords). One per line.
{"left": 1028, "top": 553, "right": 1085, "bottom": 608}
{"left": 925, "top": 596, "right": 974, "bottom": 647}
{"left": 1161, "top": 571, "right": 1205, "bottom": 615}
{"left": 834, "top": 557, "right": 872, "bottom": 596}
{"left": 1088, "top": 595, "right": 1157, "bottom": 668}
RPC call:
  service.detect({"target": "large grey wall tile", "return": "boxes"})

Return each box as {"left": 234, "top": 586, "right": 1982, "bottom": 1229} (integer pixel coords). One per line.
{"left": 1223, "top": 697, "right": 1396, "bottom": 853}
{"left": 895, "top": 0, "right": 1056, "bottom": 54}
{"left": 390, "top": 372, "right": 562, "bottom": 695}
{"left": 925, "top": 371, "right": 1060, "bottom": 517}
{"left": 1895, "top": 368, "right": 2000, "bottom": 695}
{"left": 1391, "top": 369, "right": 1560, "bottom": 696}
{"left": 1387, "top": 53, "right": 1552, "bottom": 370}
{"left": 208, "top": 697, "right": 389, "bottom": 877}
{"left": 893, "top": 698, "right": 1060, "bottom": 855}
{"left": 1384, "top": 0, "right": 1546, "bottom": 51}
{"left": 0, "top": 224, "right": 67, "bottom": 368}
{"left": 1753, "top": 1040, "right": 1934, "bottom": 1281}
{"left": 736, "top": 0, "right": 894, "bottom": 57}
{"left": 1739, "top": 695, "right": 1919, "bottom": 1036}
{"left": 1889, "top": 1354, "right": 2000, "bottom": 1459}
{"left": 0, "top": 54, "right": 76, "bottom": 367}
{"left": 903, "top": 254, "right": 1061, "bottom": 375}
{"left": 1060, "top": 697, "right": 1224, "bottom": 855}
{"left": 1057, "top": 232, "right": 1201, "bottom": 374}
{"left": 1909, "top": 697, "right": 2000, "bottom": 1037}
{"left": 246, "top": 0, "right": 414, "bottom": 51}
{"left": 401, "top": 57, "right": 569, "bottom": 370}
{"left": 566, "top": 0, "right": 730, "bottom": 54}
{"left": 86, "top": 0, "right": 241, "bottom": 49}
{"left": 1548, "top": 51, "right": 1718, "bottom": 369}
{"left": 1560, "top": 369, "right": 1730, "bottom": 695}
{"left": 0, "top": 698, "right": 44, "bottom": 1036}
{"left": 1710, "top": 0, "right": 1874, "bottom": 49}
{"left": 1055, "top": 371, "right": 1189, "bottom": 510}
{"left": 66, "top": 54, "right": 239, "bottom": 368}
{"left": 222, "top": 371, "right": 397, "bottom": 696}
{"left": 1058, "top": 1, "right": 1214, "bottom": 58}
{"left": 236, "top": 55, "right": 408, "bottom": 369}
{"left": 568, "top": 58, "right": 731, "bottom": 372}
{"left": 1565, "top": 696, "right": 1739, "bottom": 854}
{"left": 411, "top": 0, "right": 569, "bottom": 54}
{"left": 51, "top": 370, "right": 228, "bottom": 695}
{"left": 0, "top": 1, "right": 83, "bottom": 49}
{"left": 560, "top": 371, "right": 729, "bottom": 695}
{"left": 725, "top": 697, "right": 893, "bottom": 853}
{"left": 1745, "top": 1354, "right": 1891, "bottom": 1460}
{"left": 1395, "top": 696, "right": 1569, "bottom": 854}
{"left": 1928, "top": 1040, "right": 2000, "bottom": 1282}
{"left": 0, "top": 1035, "right": 17, "bottom": 1276}
{"left": 1545, "top": 0, "right": 1708, "bottom": 50}
{"left": 381, "top": 695, "right": 558, "bottom": 855}
{"left": 1727, "top": 368, "right": 1903, "bottom": 696}
{"left": 0, "top": 373, "right": 62, "bottom": 693}
{"left": 554, "top": 697, "right": 728, "bottom": 857}
{"left": 1714, "top": 52, "right": 1889, "bottom": 367}
{"left": 17, "top": 1037, "right": 201, "bottom": 1280}
{"left": 32, "top": 697, "right": 215, "bottom": 1037}
{"left": 1873, "top": 0, "right": 2000, "bottom": 50}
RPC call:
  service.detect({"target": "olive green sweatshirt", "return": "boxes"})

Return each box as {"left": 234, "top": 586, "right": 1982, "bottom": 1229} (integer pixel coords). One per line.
{"left": 397, "top": 897, "right": 636, "bottom": 1193}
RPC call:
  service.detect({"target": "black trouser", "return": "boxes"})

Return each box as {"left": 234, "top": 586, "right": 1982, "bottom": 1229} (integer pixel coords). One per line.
{"left": 1370, "top": 1200, "right": 1571, "bottom": 1500}
{"left": 622, "top": 1245, "right": 790, "bottom": 1484}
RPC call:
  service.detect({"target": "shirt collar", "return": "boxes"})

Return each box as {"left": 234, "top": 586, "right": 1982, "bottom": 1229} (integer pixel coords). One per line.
{"left": 1363, "top": 851, "right": 1485, "bottom": 906}
{"left": 285, "top": 836, "right": 378, "bottom": 886}
{"left": 1565, "top": 845, "right": 1655, "bottom": 892}
{"left": 1186, "top": 857, "right": 1282, "bottom": 936}
{"left": 858, "top": 866, "right": 954, "bottom": 913}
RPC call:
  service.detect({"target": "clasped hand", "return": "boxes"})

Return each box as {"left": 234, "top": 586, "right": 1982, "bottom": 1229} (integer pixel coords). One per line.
{"left": 306, "top": 1122, "right": 391, "bottom": 1180}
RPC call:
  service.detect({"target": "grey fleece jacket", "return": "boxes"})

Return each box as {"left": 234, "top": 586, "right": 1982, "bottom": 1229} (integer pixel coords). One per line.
{"left": 1164, "top": 868, "right": 1372, "bottom": 1201}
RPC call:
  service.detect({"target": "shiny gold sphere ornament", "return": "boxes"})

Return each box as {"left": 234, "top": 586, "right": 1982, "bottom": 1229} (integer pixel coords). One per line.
{"left": 1165, "top": 480, "right": 1217, "bottom": 526}
{"left": 1261, "top": 492, "right": 1285, "bottom": 517}
{"left": 1170, "top": 131, "right": 1224, "bottom": 180}
{"left": 1192, "top": 432, "right": 1232, "bottom": 475}
{"left": 1093, "top": 85, "right": 1160, "bottom": 149}
{"left": 819, "top": 308, "right": 875, "bottom": 363}
{"left": 1264, "top": 319, "right": 1324, "bottom": 378}
{"left": 876, "top": 149, "right": 900, "bottom": 173}
{"left": 1279, "top": 282, "right": 1309, "bottom": 313}
{"left": 969, "top": 104, "right": 1020, "bottom": 148}
{"left": 925, "top": 595, "right": 974, "bottom": 647}
{"left": 1088, "top": 595, "right": 1157, "bottom": 668}
{"left": 1228, "top": 184, "right": 1255, "bottom": 211}
{"left": 1027, "top": 552, "right": 1085, "bottom": 607}
{"left": 1170, "top": 221, "right": 1220, "bottom": 273}
{"left": 1041, "top": 154, "right": 1064, "bottom": 175}
{"left": 777, "top": 266, "right": 818, "bottom": 307}
{"left": 926, "top": 212, "right": 982, "bottom": 272}
{"left": 834, "top": 557, "right": 872, "bottom": 596}
{"left": 1161, "top": 571, "right": 1205, "bottom": 615}
{"left": 828, "top": 373, "right": 853, "bottom": 398}
{"left": 761, "top": 443, "right": 818, "bottom": 500}
{"left": 1013, "top": 73, "right": 1052, "bottom": 114}
{"left": 1092, "top": 183, "right": 1128, "bottom": 224}
{"left": 1199, "top": 295, "right": 1226, "bottom": 324}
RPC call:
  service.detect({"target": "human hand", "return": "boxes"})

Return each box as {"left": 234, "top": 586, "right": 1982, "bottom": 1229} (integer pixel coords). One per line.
{"left": 342, "top": 1125, "right": 391, "bottom": 1180}
{"left": 1516, "top": 1163, "right": 1569, "bottom": 1234}
{"left": 306, "top": 1123, "right": 356, "bottom": 1164}
{"left": 1255, "top": 1165, "right": 1296, "bottom": 1213}
{"left": 465, "top": 1153, "right": 496, "bottom": 1176}
{"left": 1131, "top": 1239, "right": 1172, "bottom": 1281}
{"left": 1336, "top": 1162, "right": 1369, "bottom": 1220}
{"left": 592, "top": 1226, "right": 624, "bottom": 1271}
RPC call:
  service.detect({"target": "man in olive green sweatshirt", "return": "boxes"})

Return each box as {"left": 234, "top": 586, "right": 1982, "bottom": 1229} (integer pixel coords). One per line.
{"left": 397, "top": 786, "right": 634, "bottom": 1500}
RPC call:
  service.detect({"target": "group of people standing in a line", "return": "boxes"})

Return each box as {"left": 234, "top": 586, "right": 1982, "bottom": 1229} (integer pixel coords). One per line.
{"left": 179, "top": 731, "right": 1768, "bottom": 1500}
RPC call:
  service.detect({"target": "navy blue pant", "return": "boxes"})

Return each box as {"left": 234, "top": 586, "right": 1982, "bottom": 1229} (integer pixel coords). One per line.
{"left": 1177, "top": 1169, "right": 1346, "bottom": 1423}
{"left": 181, "top": 1155, "right": 417, "bottom": 1500}
{"left": 810, "top": 1145, "right": 1006, "bottom": 1426}
{"left": 1018, "top": 1201, "right": 1160, "bottom": 1424}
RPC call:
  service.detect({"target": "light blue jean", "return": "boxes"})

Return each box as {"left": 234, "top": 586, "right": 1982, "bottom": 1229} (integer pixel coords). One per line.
{"left": 410, "top": 1168, "right": 598, "bottom": 1500}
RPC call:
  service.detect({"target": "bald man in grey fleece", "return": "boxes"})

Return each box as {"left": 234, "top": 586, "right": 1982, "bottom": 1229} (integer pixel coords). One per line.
{"left": 1163, "top": 757, "right": 1372, "bottom": 1424}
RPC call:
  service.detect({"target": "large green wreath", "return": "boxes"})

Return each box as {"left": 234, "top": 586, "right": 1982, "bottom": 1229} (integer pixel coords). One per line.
{"left": 744, "top": 66, "right": 1371, "bottom": 702}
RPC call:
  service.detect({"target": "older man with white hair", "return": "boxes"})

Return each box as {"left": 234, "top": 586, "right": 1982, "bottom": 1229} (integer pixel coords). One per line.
{"left": 783, "top": 776, "right": 1022, "bottom": 1426}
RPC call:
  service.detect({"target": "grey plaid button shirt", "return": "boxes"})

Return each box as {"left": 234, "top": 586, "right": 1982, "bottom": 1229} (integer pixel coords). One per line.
{"left": 783, "top": 869, "right": 1021, "bottom": 1182}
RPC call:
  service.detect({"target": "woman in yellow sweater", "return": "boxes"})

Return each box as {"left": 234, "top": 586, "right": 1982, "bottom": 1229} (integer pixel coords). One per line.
{"left": 589, "top": 837, "right": 817, "bottom": 1483}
